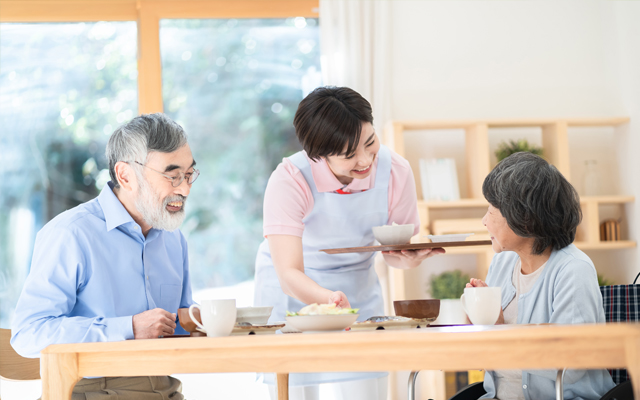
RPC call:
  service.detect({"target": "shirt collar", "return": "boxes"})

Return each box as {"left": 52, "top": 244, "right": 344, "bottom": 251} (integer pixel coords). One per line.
{"left": 98, "top": 182, "right": 137, "bottom": 232}
{"left": 306, "top": 153, "right": 376, "bottom": 193}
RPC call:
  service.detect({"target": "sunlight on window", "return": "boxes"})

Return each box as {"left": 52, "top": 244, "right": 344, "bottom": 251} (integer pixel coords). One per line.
{"left": 160, "top": 18, "right": 321, "bottom": 291}
{"left": 0, "top": 22, "right": 137, "bottom": 327}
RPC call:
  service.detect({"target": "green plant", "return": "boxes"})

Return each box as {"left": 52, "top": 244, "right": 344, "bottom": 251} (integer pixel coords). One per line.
{"left": 430, "top": 270, "right": 470, "bottom": 299}
{"left": 495, "top": 139, "right": 543, "bottom": 162}
{"left": 597, "top": 274, "right": 615, "bottom": 287}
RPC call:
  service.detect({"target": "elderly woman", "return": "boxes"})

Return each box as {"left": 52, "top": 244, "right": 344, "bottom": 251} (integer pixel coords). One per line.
{"left": 466, "top": 152, "right": 615, "bottom": 400}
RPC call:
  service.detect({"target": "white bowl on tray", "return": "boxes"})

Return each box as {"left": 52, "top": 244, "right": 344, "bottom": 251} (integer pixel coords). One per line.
{"left": 426, "top": 233, "right": 474, "bottom": 243}
{"left": 235, "top": 306, "right": 273, "bottom": 324}
{"left": 372, "top": 224, "right": 414, "bottom": 245}
{"left": 284, "top": 314, "right": 359, "bottom": 333}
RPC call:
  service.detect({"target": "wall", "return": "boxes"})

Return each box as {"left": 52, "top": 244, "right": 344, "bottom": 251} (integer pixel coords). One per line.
{"left": 608, "top": 1, "right": 640, "bottom": 284}
{"left": 384, "top": 2, "right": 640, "bottom": 398}
{"left": 389, "top": 0, "right": 640, "bottom": 290}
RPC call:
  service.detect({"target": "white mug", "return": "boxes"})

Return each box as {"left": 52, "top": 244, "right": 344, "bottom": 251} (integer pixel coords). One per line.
{"left": 460, "top": 287, "right": 501, "bottom": 325}
{"left": 189, "top": 299, "right": 237, "bottom": 337}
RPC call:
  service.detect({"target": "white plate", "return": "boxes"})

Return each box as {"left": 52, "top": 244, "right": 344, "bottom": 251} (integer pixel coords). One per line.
{"left": 285, "top": 314, "right": 359, "bottom": 333}
{"left": 426, "top": 233, "right": 474, "bottom": 243}
{"left": 349, "top": 316, "right": 435, "bottom": 331}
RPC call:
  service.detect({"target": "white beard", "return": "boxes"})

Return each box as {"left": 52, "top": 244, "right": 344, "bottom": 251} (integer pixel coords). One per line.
{"left": 136, "top": 176, "right": 186, "bottom": 231}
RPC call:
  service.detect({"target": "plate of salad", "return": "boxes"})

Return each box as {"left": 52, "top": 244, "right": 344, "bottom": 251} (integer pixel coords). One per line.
{"left": 285, "top": 303, "right": 359, "bottom": 333}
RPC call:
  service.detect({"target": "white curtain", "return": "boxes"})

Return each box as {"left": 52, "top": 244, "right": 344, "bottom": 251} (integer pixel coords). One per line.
{"left": 319, "top": 0, "right": 392, "bottom": 136}
{"left": 319, "top": 0, "right": 394, "bottom": 316}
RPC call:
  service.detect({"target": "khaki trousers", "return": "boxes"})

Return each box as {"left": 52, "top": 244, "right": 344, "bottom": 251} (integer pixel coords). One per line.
{"left": 69, "top": 376, "right": 183, "bottom": 400}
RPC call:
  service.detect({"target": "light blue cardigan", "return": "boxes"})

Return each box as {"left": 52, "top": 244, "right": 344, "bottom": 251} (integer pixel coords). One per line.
{"left": 480, "top": 244, "right": 616, "bottom": 400}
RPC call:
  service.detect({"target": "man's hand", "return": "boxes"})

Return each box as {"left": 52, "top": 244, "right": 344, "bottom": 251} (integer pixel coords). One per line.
{"left": 132, "top": 308, "right": 176, "bottom": 339}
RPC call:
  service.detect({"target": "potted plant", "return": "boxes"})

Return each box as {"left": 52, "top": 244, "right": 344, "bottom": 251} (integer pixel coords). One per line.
{"left": 495, "top": 139, "right": 543, "bottom": 162}
{"left": 429, "top": 270, "right": 470, "bottom": 325}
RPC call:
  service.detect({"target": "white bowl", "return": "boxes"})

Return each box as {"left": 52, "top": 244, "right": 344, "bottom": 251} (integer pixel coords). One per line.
{"left": 235, "top": 306, "right": 273, "bottom": 324}
{"left": 426, "top": 233, "right": 474, "bottom": 243}
{"left": 372, "top": 224, "right": 415, "bottom": 245}
{"left": 285, "top": 314, "right": 359, "bottom": 332}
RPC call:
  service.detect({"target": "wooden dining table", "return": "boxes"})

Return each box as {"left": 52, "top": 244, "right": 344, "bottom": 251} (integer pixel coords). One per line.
{"left": 40, "top": 323, "right": 640, "bottom": 400}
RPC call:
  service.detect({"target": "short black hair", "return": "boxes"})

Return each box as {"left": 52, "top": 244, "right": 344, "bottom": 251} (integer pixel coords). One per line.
{"left": 482, "top": 152, "right": 582, "bottom": 255}
{"left": 293, "top": 86, "right": 373, "bottom": 161}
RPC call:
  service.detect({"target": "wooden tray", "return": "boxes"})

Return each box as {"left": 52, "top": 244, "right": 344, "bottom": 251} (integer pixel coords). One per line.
{"left": 320, "top": 240, "right": 492, "bottom": 254}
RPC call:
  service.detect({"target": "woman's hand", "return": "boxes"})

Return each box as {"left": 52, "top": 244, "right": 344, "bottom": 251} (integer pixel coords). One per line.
{"left": 382, "top": 247, "right": 446, "bottom": 269}
{"left": 465, "top": 278, "right": 505, "bottom": 324}
{"left": 466, "top": 278, "right": 488, "bottom": 288}
{"left": 328, "top": 291, "right": 351, "bottom": 309}
{"left": 270, "top": 235, "right": 349, "bottom": 307}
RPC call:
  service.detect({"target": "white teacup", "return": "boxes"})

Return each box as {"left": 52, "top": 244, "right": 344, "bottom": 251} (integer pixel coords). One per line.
{"left": 460, "top": 287, "right": 501, "bottom": 325}
{"left": 189, "top": 299, "right": 237, "bottom": 337}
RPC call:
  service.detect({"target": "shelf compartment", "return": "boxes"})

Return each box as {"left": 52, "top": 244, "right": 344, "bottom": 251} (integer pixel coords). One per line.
{"left": 574, "top": 241, "right": 637, "bottom": 250}
{"left": 579, "top": 195, "right": 635, "bottom": 204}
{"left": 391, "top": 117, "right": 630, "bottom": 131}
{"left": 418, "top": 195, "right": 634, "bottom": 210}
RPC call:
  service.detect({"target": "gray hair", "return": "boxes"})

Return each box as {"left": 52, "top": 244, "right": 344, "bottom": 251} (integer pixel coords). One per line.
{"left": 106, "top": 113, "right": 188, "bottom": 188}
{"left": 482, "top": 152, "right": 582, "bottom": 255}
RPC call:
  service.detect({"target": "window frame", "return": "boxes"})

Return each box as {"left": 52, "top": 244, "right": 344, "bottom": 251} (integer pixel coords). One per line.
{"left": 0, "top": 0, "right": 319, "bottom": 113}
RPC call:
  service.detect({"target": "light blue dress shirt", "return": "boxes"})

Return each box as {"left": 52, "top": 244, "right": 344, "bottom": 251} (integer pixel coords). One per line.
{"left": 480, "top": 244, "right": 616, "bottom": 400}
{"left": 11, "top": 182, "right": 193, "bottom": 358}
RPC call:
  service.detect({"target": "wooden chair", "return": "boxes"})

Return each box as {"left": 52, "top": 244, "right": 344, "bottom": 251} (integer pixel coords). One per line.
{"left": 0, "top": 328, "right": 40, "bottom": 382}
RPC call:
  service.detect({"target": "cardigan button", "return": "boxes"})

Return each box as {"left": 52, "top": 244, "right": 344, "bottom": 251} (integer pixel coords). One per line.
{"left": 523, "top": 384, "right": 528, "bottom": 389}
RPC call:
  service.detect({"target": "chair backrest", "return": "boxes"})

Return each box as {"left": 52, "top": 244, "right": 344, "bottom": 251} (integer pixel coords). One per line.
{"left": 600, "top": 284, "right": 640, "bottom": 385}
{"left": 0, "top": 328, "right": 40, "bottom": 381}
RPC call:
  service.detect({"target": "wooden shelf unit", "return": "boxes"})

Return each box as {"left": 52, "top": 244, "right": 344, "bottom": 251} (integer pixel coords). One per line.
{"left": 384, "top": 117, "right": 634, "bottom": 301}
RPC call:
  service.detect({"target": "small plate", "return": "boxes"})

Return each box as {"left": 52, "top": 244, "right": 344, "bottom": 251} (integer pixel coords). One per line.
{"left": 285, "top": 314, "right": 359, "bottom": 333}
{"left": 349, "top": 316, "right": 435, "bottom": 331}
{"left": 196, "top": 323, "right": 285, "bottom": 336}
{"left": 426, "top": 233, "right": 474, "bottom": 243}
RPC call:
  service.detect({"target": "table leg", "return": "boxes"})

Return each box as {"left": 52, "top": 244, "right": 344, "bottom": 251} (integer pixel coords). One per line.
{"left": 276, "top": 373, "right": 289, "bottom": 400}
{"left": 41, "top": 353, "right": 79, "bottom": 400}
{"left": 626, "top": 338, "right": 640, "bottom": 400}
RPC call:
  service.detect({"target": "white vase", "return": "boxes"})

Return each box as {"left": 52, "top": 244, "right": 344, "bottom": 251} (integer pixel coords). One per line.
{"left": 432, "top": 299, "right": 469, "bottom": 325}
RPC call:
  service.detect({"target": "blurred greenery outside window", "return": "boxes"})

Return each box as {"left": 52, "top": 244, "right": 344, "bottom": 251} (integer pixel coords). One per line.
{"left": 0, "top": 22, "right": 138, "bottom": 328}
{"left": 0, "top": 17, "right": 321, "bottom": 328}
{"left": 160, "top": 18, "right": 321, "bottom": 291}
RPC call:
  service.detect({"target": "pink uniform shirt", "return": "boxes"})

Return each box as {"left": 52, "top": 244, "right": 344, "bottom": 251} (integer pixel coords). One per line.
{"left": 263, "top": 150, "right": 420, "bottom": 237}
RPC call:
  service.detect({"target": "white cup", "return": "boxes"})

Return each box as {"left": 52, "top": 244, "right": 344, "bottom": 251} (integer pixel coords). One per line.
{"left": 189, "top": 299, "right": 237, "bottom": 337}
{"left": 431, "top": 299, "right": 469, "bottom": 325}
{"left": 460, "top": 287, "right": 501, "bottom": 325}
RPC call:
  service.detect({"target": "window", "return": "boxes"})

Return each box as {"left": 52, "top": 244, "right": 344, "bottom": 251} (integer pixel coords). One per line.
{"left": 160, "top": 17, "right": 321, "bottom": 288}
{"left": 0, "top": 1, "right": 320, "bottom": 327}
{"left": 0, "top": 22, "right": 138, "bottom": 326}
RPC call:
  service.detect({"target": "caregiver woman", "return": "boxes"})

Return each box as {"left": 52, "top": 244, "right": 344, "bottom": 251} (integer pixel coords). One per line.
{"left": 254, "top": 86, "right": 443, "bottom": 400}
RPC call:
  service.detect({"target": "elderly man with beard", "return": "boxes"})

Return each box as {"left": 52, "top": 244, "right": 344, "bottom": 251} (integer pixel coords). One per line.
{"left": 11, "top": 113, "right": 198, "bottom": 400}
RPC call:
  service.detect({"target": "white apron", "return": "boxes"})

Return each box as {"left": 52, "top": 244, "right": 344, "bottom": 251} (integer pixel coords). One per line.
{"left": 254, "top": 145, "right": 391, "bottom": 386}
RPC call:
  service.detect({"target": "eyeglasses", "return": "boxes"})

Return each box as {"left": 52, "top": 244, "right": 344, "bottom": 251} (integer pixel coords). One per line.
{"left": 133, "top": 161, "right": 200, "bottom": 187}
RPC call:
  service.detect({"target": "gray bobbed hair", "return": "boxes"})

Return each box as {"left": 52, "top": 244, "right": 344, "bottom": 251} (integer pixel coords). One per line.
{"left": 106, "top": 113, "right": 188, "bottom": 188}
{"left": 482, "top": 152, "right": 582, "bottom": 255}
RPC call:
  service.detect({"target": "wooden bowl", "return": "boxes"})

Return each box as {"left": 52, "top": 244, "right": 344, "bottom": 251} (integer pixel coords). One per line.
{"left": 393, "top": 299, "right": 440, "bottom": 319}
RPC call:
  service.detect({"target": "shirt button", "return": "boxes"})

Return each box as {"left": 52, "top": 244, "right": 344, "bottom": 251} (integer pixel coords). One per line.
{"left": 523, "top": 385, "right": 528, "bottom": 389}
{"left": 146, "top": 275, "right": 149, "bottom": 280}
